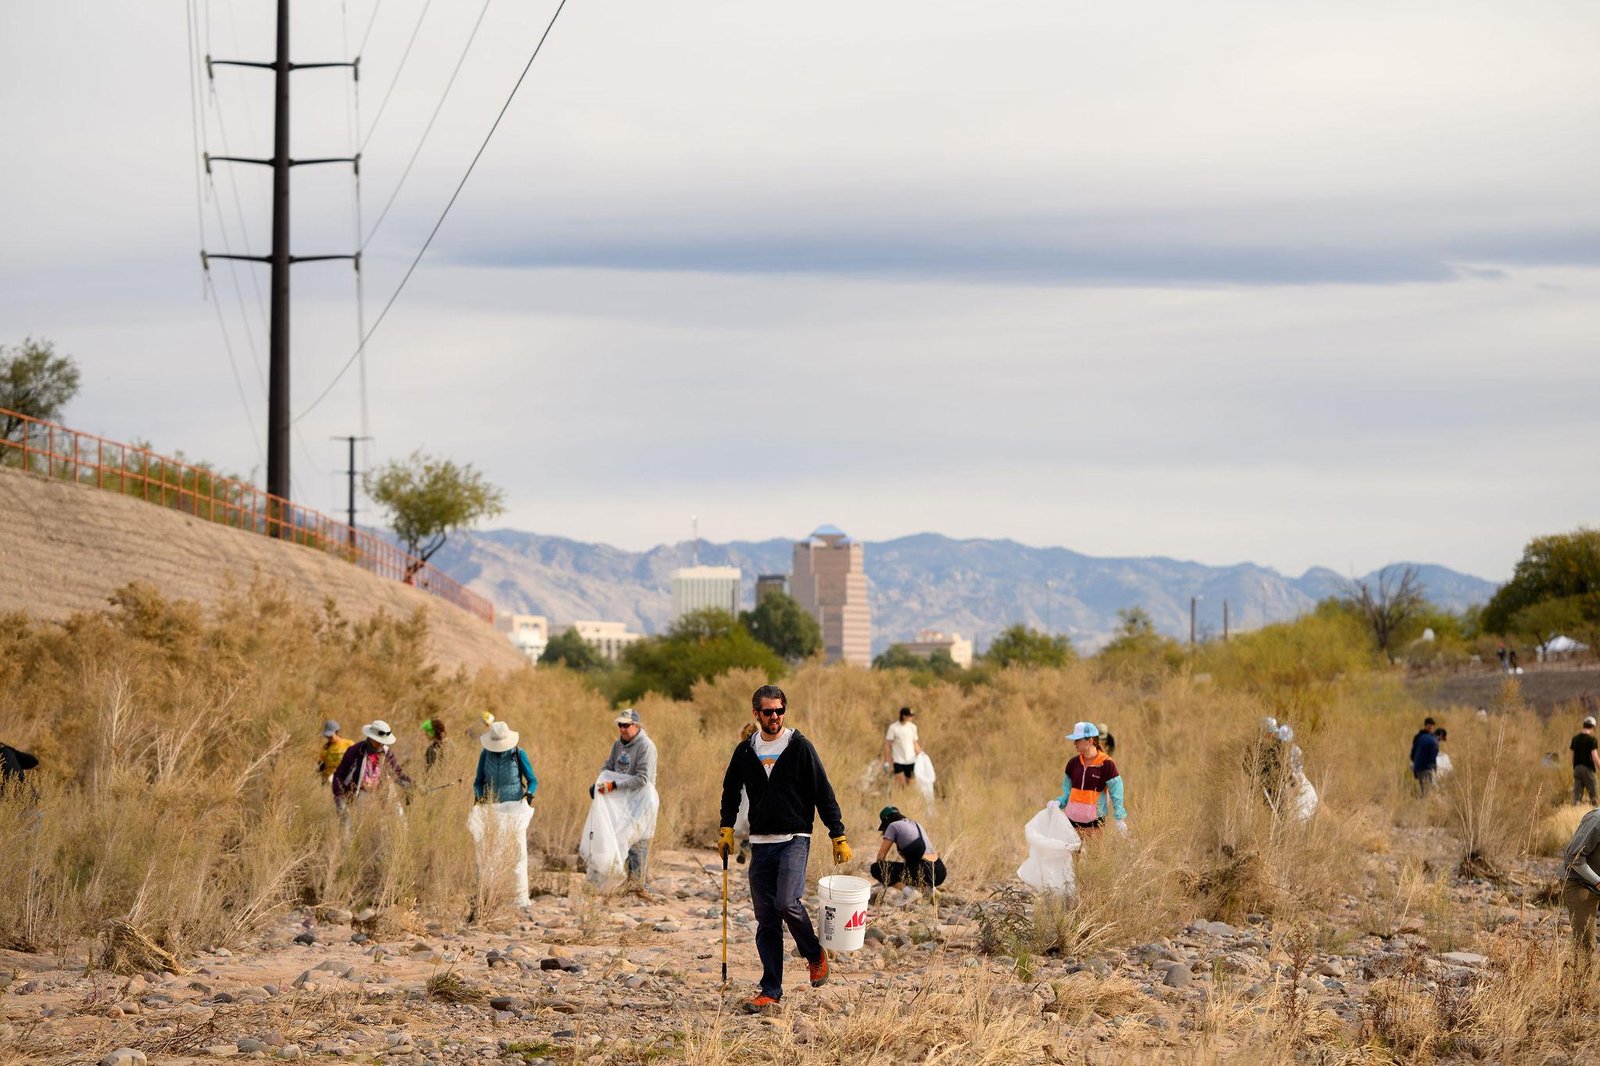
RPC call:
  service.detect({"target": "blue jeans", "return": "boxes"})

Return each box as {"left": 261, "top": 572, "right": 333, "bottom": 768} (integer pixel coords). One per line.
{"left": 626, "top": 839, "right": 651, "bottom": 887}
{"left": 748, "top": 837, "right": 821, "bottom": 1000}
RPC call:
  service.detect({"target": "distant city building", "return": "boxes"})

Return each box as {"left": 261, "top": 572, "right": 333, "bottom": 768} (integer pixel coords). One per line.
{"left": 671, "top": 565, "right": 742, "bottom": 620}
{"left": 902, "top": 629, "right": 974, "bottom": 670}
{"left": 792, "top": 524, "right": 871, "bottom": 667}
{"left": 552, "top": 620, "right": 642, "bottom": 662}
{"left": 755, "top": 574, "right": 790, "bottom": 602}
{"left": 496, "top": 613, "right": 549, "bottom": 663}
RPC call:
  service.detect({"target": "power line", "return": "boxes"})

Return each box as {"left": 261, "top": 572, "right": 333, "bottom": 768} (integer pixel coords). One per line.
{"left": 294, "top": 0, "right": 571, "bottom": 426}
{"left": 358, "top": 0, "right": 388, "bottom": 56}
{"left": 360, "top": 0, "right": 435, "bottom": 152}
{"left": 363, "top": 0, "right": 496, "bottom": 250}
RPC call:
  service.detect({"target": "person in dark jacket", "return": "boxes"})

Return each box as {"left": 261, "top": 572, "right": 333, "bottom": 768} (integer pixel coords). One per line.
{"left": 718, "top": 684, "right": 850, "bottom": 1015}
{"left": 1, "top": 742, "right": 40, "bottom": 800}
{"left": 1410, "top": 717, "right": 1439, "bottom": 797}
{"left": 331, "top": 720, "right": 413, "bottom": 817}
{"left": 421, "top": 718, "right": 448, "bottom": 772}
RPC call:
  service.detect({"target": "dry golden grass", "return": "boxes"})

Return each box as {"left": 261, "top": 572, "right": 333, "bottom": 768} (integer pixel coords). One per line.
{"left": 7, "top": 581, "right": 1600, "bottom": 1064}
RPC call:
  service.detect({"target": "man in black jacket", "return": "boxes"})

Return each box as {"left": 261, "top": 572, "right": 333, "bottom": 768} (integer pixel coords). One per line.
{"left": 719, "top": 684, "right": 850, "bottom": 1014}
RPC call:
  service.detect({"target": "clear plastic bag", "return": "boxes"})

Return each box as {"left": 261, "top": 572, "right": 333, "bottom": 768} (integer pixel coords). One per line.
{"left": 579, "top": 770, "right": 659, "bottom": 889}
{"left": 1016, "top": 804, "right": 1082, "bottom": 893}
{"left": 913, "top": 752, "right": 937, "bottom": 804}
{"left": 468, "top": 799, "right": 534, "bottom": 907}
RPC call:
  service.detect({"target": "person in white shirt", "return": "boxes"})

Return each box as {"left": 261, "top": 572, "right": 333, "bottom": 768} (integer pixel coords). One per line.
{"left": 880, "top": 707, "right": 922, "bottom": 789}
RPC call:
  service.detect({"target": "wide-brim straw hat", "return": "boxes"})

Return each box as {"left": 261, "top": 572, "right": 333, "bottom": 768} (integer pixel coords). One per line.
{"left": 363, "top": 720, "right": 397, "bottom": 745}
{"left": 482, "top": 720, "right": 519, "bottom": 752}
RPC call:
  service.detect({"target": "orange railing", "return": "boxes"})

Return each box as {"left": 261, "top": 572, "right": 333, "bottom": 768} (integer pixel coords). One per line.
{"left": 0, "top": 407, "right": 494, "bottom": 624}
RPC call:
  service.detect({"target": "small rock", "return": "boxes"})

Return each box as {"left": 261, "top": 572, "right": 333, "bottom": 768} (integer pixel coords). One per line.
{"left": 1314, "top": 959, "right": 1345, "bottom": 978}
{"left": 100, "top": 1050, "right": 147, "bottom": 1066}
{"left": 540, "top": 958, "right": 565, "bottom": 971}
{"left": 550, "top": 1000, "right": 579, "bottom": 1014}
{"left": 236, "top": 1038, "right": 268, "bottom": 1053}
{"left": 210, "top": 992, "right": 235, "bottom": 1004}
{"left": 652, "top": 923, "right": 680, "bottom": 934}
{"left": 1439, "top": 951, "right": 1488, "bottom": 966}
{"left": 488, "top": 996, "right": 521, "bottom": 1012}
{"left": 276, "top": 1045, "right": 302, "bottom": 1061}
{"left": 863, "top": 928, "right": 886, "bottom": 943}
{"left": 316, "top": 907, "right": 354, "bottom": 925}
{"left": 213, "top": 948, "right": 233, "bottom": 957}
{"left": 293, "top": 932, "right": 317, "bottom": 946}
{"left": 1163, "top": 964, "right": 1191, "bottom": 988}
{"left": 202, "top": 1046, "right": 238, "bottom": 1058}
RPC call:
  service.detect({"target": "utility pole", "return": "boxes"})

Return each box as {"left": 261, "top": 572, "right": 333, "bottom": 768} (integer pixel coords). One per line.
{"left": 203, "top": 0, "right": 359, "bottom": 533}
{"left": 1190, "top": 596, "right": 1198, "bottom": 647}
{"left": 1223, "top": 599, "right": 1230, "bottom": 641}
{"left": 332, "top": 435, "right": 373, "bottom": 547}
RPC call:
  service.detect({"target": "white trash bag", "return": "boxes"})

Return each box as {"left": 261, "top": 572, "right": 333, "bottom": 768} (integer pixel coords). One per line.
{"left": 467, "top": 799, "right": 534, "bottom": 908}
{"left": 1289, "top": 775, "right": 1319, "bottom": 822}
{"left": 578, "top": 770, "right": 660, "bottom": 890}
{"left": 733, "top": 788, "right": 751, "bottom": 839}
{"left": 1016, "top": 803, "right": 1082, "bottom": 894}
{"left": 913, "top": 751, "right": 937, "bottom": 804}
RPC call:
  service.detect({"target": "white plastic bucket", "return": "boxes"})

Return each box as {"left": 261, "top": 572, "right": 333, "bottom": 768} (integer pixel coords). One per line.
{"left": 817, "top": 875, "right": 872, "bottom": 953}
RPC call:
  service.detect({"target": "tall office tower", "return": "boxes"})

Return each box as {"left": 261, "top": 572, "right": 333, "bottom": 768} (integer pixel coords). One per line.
{"left": 792, "top": 525, "right": 871, "bottom": 666}
{"left": 671, "top": 565, "right": 742, "bottom": 620}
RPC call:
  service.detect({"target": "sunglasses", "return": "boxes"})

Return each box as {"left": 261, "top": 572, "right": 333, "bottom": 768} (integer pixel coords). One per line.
{"left": 756, "top": 708, "right": 786, "bottom": 717}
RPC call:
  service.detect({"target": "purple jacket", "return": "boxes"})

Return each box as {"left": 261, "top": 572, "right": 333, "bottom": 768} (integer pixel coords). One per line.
{"left": 331, "top": 739, "right": 413, "bottom": 800}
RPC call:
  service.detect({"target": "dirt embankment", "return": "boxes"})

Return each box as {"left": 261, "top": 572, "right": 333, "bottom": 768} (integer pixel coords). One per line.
{"left": 0, "top": 466, "right": 525, "bottom": 675}
{"left": 1408, "top": 667, "right": 1600, "bottom": 717}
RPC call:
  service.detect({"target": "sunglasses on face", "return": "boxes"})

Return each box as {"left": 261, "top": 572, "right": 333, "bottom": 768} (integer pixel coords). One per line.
{"left": 756, "top": 708, "right": 785, "bottom": 718}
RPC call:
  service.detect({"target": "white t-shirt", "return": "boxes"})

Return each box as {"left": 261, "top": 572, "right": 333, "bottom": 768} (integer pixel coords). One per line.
{"left": 885, "top": 721, "right": 919, "bottom": 764}
{"left": 749, "top": 728, "right": 803, "bottom": 844}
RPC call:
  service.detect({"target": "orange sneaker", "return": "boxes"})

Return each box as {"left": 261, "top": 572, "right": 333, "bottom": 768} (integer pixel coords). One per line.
{"left": 742, "top": 994, "right": 781, "bottom": 1015}
{"left": 808, "top": 954, "right": 829, "bottom": 987}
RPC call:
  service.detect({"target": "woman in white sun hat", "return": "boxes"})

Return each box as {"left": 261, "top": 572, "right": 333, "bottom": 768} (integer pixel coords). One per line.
{"left": 471, "top": 720, "right": 538, "bottom": 909}
{"left": 330, "top": 719, "right": 414, "bottom": 818}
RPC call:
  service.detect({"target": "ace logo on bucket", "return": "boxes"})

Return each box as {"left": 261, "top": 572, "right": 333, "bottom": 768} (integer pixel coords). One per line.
{"left": 844, "top": 909, "right": 866, "bottom": 929}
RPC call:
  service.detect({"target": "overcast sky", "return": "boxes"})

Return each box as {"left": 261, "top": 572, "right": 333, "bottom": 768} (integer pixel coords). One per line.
{"left": 3, "top": 1, "right": 1596, "bottom": 581}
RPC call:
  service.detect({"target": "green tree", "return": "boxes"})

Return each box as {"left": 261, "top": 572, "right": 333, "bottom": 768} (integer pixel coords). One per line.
{"left": 739, "top": 591, "right": 822, "bottom": 661}
{"left": 539, "top": 628, "right": 602, "bottom": 671}
{"left": 364, "top": 450, "right": 505, "bottom": 576}
{"left": 982, "top": 623, "right": 1075, "bottom": 668}
{"left": 872, "top": 644, "right": 963, "bottom": 679}
{"left": 1482, "top": 529, "right": 1600, "bottom": 637}
{"left": 1096, "top": 607, "right": 1184, "bottom": 681}
{"left": 617, "top": 609, "right": 783, "bottom": 701}
{"left": 1, "top": 337, "right": 81, "bottom": 441}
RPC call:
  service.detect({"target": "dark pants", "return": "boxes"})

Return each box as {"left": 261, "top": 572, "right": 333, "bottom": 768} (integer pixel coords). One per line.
{"left": 1414, "top": 768, "right": 1434, "bottom": 797}
{"left": 870, "top": 858, "right": 946, "bottom": 889}
{"left": 1577, "top": 766, "right": 1598, "bottom": 806}
{"left": 748, "top": 837, "right": 821, "bottom": 1000}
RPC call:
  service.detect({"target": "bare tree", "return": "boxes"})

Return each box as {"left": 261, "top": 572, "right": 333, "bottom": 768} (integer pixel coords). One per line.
{"left": 1343, "top": 564, "right": 1426, "bottom": 656}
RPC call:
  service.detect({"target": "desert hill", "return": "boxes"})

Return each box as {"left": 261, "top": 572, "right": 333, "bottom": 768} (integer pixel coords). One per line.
{"left": 0, "top": 466, "right": 525, "bottom": 674}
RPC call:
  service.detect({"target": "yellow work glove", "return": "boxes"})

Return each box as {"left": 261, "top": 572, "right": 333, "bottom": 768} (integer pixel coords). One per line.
{"left": 718, "top": 827, "right": 735, "bottom": 859}
{"left": 831, "top": 836, "right": 852, "bottom": 865}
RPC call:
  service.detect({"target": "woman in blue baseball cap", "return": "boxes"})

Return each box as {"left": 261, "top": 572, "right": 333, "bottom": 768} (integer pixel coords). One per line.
{"left": 1056, "top": 722, "right": 1126, "bottom": 840}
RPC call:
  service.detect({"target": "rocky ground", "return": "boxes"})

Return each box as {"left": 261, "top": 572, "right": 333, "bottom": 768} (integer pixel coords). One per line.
{"left": 0, "top": 833, "right": 1569, "bottom": 1066}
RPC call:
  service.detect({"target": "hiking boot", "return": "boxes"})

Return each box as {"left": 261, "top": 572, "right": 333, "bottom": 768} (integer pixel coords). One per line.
{"left": 808, "top": 954, "right": 829, "bottom": 987}
{"left": 741, "top": 994, "right": 781, "bottom": 1015}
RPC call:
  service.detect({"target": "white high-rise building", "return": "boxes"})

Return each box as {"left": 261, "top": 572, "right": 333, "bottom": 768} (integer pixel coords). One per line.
{"left": 671, "top": 565, "right": 742, "bottom": 620}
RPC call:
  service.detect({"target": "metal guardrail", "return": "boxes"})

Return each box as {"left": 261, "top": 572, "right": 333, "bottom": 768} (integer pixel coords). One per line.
{"left": 0, "top": 407, "right": 494, "bottom": 624}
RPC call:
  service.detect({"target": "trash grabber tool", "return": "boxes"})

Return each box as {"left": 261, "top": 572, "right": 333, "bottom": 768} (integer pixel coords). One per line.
{"left": 721, "top": 849, "right": 729, "bottom": 989}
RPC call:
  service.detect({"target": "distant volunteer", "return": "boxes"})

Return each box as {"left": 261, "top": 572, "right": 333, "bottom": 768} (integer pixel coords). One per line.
{"left": 1056, "top": 722, "right": 1126, "bottom": 839}
{"left": 881, "top": 707, "right": 922, "bottom": 788}
{"left": 870, "top": 806, "right": 947, "bottom": 902}
{"left": 316, "top": 720, "right": 353, "bottom": 782}
{"left": 593, "top": 708, "right": 658, "bottom": 891}
{"left": 718, "top": 684, "right": 850, "bottom": 1015}
{"left": 1573, "top": 716, "right": 1599, "bottom": 806}
{"left": 331, "top": 720, "right": 414, "bottom": 817}
{"left": 471, "top": 720, "right": 537, "bottom": 909}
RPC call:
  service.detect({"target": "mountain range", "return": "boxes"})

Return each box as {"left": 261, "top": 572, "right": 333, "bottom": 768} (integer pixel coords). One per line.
{"left": 430, "top": 529, "right": 1498, "bottom": 654}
